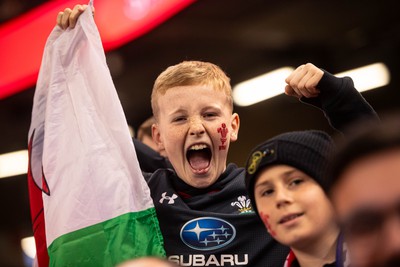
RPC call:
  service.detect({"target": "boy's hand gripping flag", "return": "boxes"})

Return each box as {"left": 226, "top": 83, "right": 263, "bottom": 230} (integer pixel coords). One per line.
{"left": 27, "top": 3, "right": 165, "bottom": 266}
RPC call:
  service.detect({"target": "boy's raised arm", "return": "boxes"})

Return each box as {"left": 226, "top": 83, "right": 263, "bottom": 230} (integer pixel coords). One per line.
{"left": 284, "top": 63, "right": 379, "bottom": 132}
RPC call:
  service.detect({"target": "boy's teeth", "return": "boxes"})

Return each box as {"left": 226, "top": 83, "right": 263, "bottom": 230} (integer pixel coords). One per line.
{"left": 190, "top": 144, "right": 207, "bottom": 150}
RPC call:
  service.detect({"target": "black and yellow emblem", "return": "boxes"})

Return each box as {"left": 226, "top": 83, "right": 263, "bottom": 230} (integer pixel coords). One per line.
{"left": 247, "top": 148, "right": 275, "bottom": 175}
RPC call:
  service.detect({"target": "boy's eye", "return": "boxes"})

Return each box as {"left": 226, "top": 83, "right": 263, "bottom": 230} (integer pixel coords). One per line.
{"left": 289, "top": 178, "right": 304, "bottom": 187}
{"left": 261, "top": 188, "right": 274, "bottom": 197}
{"left": 203, "top": 113, "right": 217, "bottom": 118}
{"left": 172, "top": 117, "right": 186, "bottom": 122}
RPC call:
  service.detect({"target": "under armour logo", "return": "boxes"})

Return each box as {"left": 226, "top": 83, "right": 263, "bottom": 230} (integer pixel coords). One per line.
{"left": 159, "top": 192, "right": 178, "bottom": 204}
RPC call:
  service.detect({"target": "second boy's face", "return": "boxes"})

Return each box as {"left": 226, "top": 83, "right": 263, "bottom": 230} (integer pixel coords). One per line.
{"left": 152, "top": 85, "right": 239, "bottom": 188}
{"left": 254, "top": 165, "right": 337, "bottom": 247}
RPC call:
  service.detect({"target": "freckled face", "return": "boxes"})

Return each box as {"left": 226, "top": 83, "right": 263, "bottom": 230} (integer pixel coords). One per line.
{"left": 254, "top": 165, "right": 337, "bottom": 247}
{"left": 152, "top": 85, "right": 239, "bottom": 188}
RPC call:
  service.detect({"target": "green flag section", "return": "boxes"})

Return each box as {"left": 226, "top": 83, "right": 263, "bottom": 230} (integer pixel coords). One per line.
{"left": 28, "top": 2, "right": 165, "bottom": 266}
{"left": 48, "top": 209, "right": 164, "bottom": 266}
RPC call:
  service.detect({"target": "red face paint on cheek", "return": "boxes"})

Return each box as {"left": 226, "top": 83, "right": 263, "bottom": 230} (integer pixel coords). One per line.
{"left": 259, "top": 212, "right": 277, "bottom": 237}
{"left": 217, "top": 123, "right": 228, "bottom": 150}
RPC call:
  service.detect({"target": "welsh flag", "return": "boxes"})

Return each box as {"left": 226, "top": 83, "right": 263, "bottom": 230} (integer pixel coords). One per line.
{"left": 27, "top": 3, "right": 165, "bottom": 266}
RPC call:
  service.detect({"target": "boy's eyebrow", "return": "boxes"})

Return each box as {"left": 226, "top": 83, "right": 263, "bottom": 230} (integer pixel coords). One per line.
{"left": 254, "top": 169, "right": 299, "bottom": 188}
{"left": 168, "top": 105, "right": 222, "bottom": 115}
{"left": 168, "top": 108, "right": 187, "bottom": 116}
{"left": 255, "top": 180, "right": 272, "bottom": 189}
{"left": 200, "top": 105, "right": 222, "bottom": 112}
{"left": 282, "top": 169, "right": 300, "bottom": 177}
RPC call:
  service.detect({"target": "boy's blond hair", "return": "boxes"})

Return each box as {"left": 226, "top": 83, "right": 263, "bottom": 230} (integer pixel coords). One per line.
{"left": 151, "top": 61, "right": 233, "bottom": 120}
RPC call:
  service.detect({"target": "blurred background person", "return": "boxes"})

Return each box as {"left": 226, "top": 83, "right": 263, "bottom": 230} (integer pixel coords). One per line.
{"left": 137, "top": 116, "right": 167, "bottom": 158}
{"left": 329, "top": 116, "right": 400, "bottom": 267}
{"left": 134, "top": 116, "right": 172, "bottom": 172}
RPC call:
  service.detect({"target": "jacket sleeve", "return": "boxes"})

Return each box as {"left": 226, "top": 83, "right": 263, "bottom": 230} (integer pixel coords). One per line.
{"left": 300, "top": 70, "right": 379, "bottom": 133}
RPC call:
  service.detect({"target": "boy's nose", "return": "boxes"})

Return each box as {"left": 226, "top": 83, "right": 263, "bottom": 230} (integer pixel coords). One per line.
{"left": 275, "top": 188, "right": 293, "bottom": 209}
{"left": 189, "top": 119, "right": 205, "bottom": 136}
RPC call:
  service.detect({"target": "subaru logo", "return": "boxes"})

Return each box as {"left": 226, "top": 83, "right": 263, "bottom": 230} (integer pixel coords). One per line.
{"left": 180, "top": 217, "right": 236, "bottom": 251}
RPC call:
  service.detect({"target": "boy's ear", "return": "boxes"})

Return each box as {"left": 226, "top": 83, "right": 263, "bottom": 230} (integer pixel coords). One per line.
{"left": 230, "top": 113, "right": 240, "bottom": 142}
{"left": 152, "top": 123, "right": 165, "bottom": 150}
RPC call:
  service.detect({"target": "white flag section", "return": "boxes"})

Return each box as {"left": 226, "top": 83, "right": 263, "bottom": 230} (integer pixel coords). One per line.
{"left": 28, "top": 4, "right": 165, "bottom": 266}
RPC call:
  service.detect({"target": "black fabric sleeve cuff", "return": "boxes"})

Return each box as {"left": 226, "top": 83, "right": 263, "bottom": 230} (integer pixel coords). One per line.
{"left": 300, "top": 70, "right": 379, "bottom": 133}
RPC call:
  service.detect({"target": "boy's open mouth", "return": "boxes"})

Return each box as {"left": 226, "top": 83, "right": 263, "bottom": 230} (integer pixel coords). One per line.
{"left": 186, "top": 144, "right": 212, "bottom": 172}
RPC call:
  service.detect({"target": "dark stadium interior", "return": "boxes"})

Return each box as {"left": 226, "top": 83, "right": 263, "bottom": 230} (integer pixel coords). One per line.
{"left": 0, "top": 0, "right": 399, "bottom": 265}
